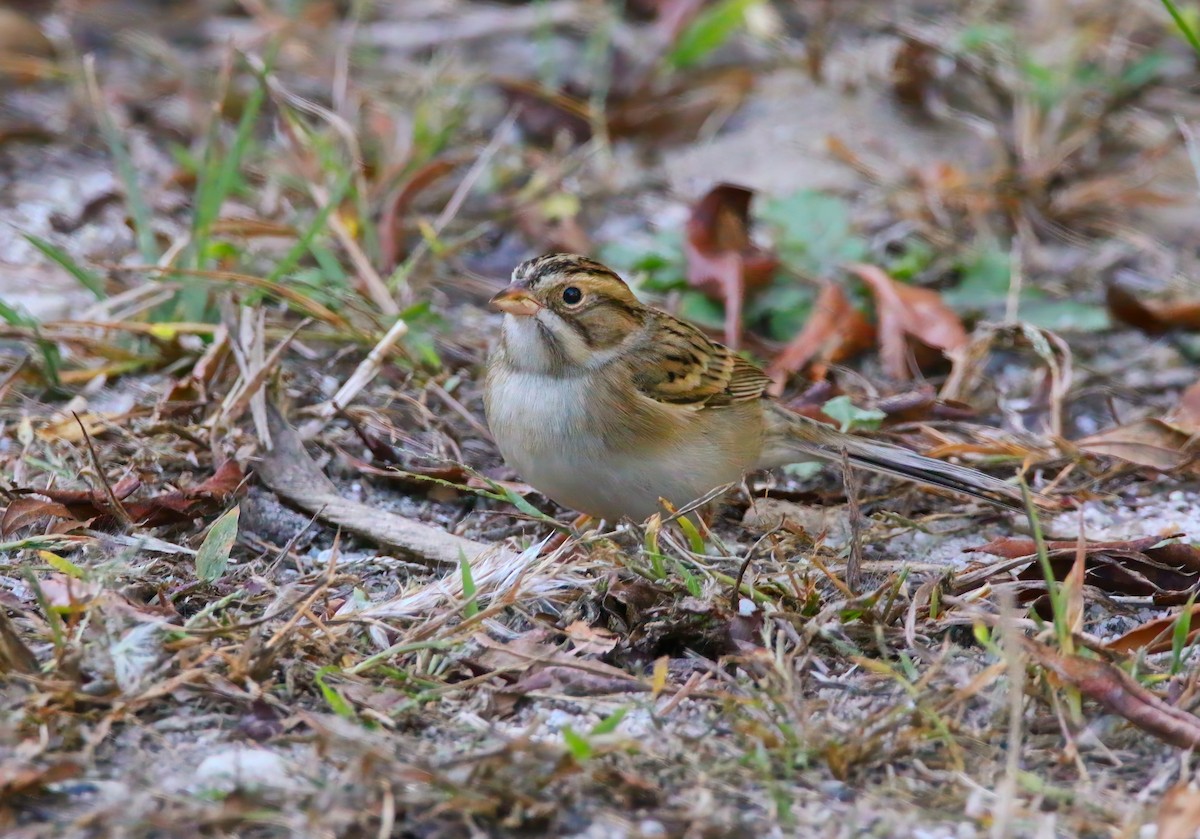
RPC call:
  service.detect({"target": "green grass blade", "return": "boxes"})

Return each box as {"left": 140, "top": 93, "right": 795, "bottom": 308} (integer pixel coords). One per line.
{"left": 85, "top": 58, "right": 158, "bottom": 263}
{"left": 1161, "top": 0, "right": 1200, "bottom": 58}
{"left": 23, "top": 234, "right": 106, "bottom": 299}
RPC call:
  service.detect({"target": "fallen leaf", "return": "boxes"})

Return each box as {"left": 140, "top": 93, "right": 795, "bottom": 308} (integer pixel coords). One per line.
{"left": 1076, "top": 418, "right": 1198, "bottom": 471}
{"left": 967, "top": 535, "right": 1174, "bottom": 560}
{"left": 0, "top": 609, "right": 37, "bottom": 674}
{"left": 1156, "top": 784, "right": 1200, "bottom": 839}
{"left": 196, "top": 505, "right": 240, "bottom": 583}
{"left": 767, "top": 282, "right": 874, "bottom": 384}
{"left": 1021, "top": 638, "right": 1200, "bottom": 749}
{"left": 683, "top": 183, "right": 779, "bottom": 348}
{"left": 1165, "top": 380, "right": 1200, "bottom": 436}
{"left": 849, "top": 263, "right": 968, "bottom": 380}
{"left": 39, "top": 573, "right": 102, "bottom": 613}
{"left": 0, "top": 497, "right": 80, "bottom": 536}
{"left": 607, "top": 66, "right": 754, "bottom": 144}
{"left": 10, "top": 461, "right": 245, "bottom": 530}
{"left": 561, "top": 620, "right": 620, "bottom": 656}
{"left": 0, "top": 759, "right": 80, "bottom": 800}
{"left": 964, "top": 534, "right": 1200, "bottom": 607}
{"left": 1107, "top": 283, "right": 1200, "bottom": 335}
{"left": 380, "top": 157, "right": 462, "bottom": 271}
{"left": 1106, "top": 604, "right": 1200, "bottom": 655}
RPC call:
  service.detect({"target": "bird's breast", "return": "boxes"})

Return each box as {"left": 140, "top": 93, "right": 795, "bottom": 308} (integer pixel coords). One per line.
{"left": 484, "top": 365, "right": 766, "bottom": 521}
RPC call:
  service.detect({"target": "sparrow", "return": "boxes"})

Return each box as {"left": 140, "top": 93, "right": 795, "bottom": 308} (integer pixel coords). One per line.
{"left": 483, "top": 253, "right": 1041, "bottom": 523}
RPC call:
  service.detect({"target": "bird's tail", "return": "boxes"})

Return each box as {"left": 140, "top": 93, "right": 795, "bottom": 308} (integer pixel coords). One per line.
{"left": 761, "top": 404, "right": 1057, "bottom": 513}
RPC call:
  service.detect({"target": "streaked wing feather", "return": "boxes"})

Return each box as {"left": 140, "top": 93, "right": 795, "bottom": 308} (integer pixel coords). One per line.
{"left": 631, "top": 314, "right": 770, "bottom": 408}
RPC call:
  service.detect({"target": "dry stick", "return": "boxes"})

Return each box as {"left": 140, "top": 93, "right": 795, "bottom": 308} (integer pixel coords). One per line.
{"left": 426, "top": 381, "right": 494, "bottom": 444}
{"left": 257, "top": 402, "right": 512, "bottom": 568}
{"left": 840, "top": 448, "right": 864, "bottom": 594}
{"left": 316, "top": 316, "right": 409, "bottom": 420}
{"left": 73, "top": 412, "right": 132, "bottom": 527}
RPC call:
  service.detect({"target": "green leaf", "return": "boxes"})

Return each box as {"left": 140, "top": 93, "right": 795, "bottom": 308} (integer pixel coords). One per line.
{"left": 24, "top": 235, "right": 106, "bottom": 299}
{"left": 196, "top": 505, "right": 239, "bottom": 583}
{"left": 459, "top": 549, "right": 479, "bottom": 619}
{"left": 758, "top": 191, "right": 868, "bottom": 275}
{"left": 561, "top": 725, "right": 593, "bottom": 761}
{"left": 39, "top": 550, "right": 85, "bottom": 578}
{"left": 677, "top": 290, "right": 725, "bottom": 331}
{"left": 1162, "top": 0, "right": 1200, "bottom": 60}
{"left": 590, "top": 707, "right": 628, "bottom": 736}
{"left": 677, "top": 516, "right": 705, "bottom": 554}
{"left": 745, "top": 282, "right": 814, "bottom": 341}
{"left": 821, "top": 396, "right": 885, "bottom": 433}
{"left": 1172, "top": 590, "right": 1199, "bottom": 675}
{"left": 667, "top": 0, "right": 760, "bottom": 69}
{"left": 1016, "top": 299, "right": 1109, "bottom": 333}
{"left": 314, "top": 666, "right": 357, "bottom": 720}
{"left": 0, "top": 299, "right": 61, "bottom": 386}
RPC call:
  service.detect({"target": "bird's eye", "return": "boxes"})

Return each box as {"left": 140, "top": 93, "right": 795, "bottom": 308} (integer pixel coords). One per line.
{"left": 561, "top": 286, "right": 583, "bottom": 305}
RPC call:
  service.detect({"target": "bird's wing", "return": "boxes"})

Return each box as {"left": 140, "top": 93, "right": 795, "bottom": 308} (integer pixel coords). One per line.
{"left": 630, "top": 313, "right": 771, "bottom": 408}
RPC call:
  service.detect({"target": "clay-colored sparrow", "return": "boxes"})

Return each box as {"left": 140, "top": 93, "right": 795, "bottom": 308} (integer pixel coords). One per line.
{"left": 484, "top": 253, "right": 1038, "bottom": 522}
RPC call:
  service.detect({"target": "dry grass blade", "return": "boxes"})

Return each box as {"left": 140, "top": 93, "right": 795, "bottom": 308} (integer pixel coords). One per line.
{"left": 315, "top": 317, "right": 409, "bottom": 419}
{"left": 357, "top": 538, "right": 585, "bottom": 621}
{"left": 257, "top": 403, "right": 508, "bottom": 568}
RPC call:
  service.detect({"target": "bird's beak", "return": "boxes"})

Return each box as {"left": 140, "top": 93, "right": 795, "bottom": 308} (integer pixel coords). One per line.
{"left": 489, "top": 285, "right": 542, "bottom": 317}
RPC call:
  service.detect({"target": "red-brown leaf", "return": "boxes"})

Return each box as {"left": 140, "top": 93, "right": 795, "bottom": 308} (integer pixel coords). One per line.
{"left": 1106, "top": 604, "right": 1200, "bottom": 654}
{"left": 683, "top": 183, "right": 778, "bottom": 349}
{"left": 767, "top": 282, "right": 875, "bottom": 383}
{"left": 849, "top": 263, "right": 968, "bottom": 380}
{"left": 1021, "top": 638, "right": 1200, "bottom": 749}
{"left": 1107, "top": 284, "right": 1200, "bottom": 335}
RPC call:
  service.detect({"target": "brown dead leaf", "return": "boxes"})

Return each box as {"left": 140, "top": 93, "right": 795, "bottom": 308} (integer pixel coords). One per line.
{"left": 967, "top": 535, "right": 1174, "bottom": 560}
{"left": 0, "top": 497, "right": 81, "bottom": 536}
{"left": 12, "top": 461, "right": 245, "bottom": 530}
{"left": 684, "top": 183, "right": 779, "bottom": 349}
{"left": 1021, "top": 637, "right": 1200, "bottom": 749}
{"left": 0, "top": 7, "right": 54, "bottom": 86}
{"left": 1076, "top": 418, "right": 1199, "bottom": 471}
{"left": 561, "top": 620, "right": 619, "bottom": 656}
{"left": 0, "top": 609, "right": 37, "bottom": 674}
{"left": 1107, "top": 283, "right": 1200, "bottom": 335}
{"left": 1106, "top": 604, "right": 1200, "bottom": 655}
{"left": 1166, "top": 380, "right": 1200, "bottom": 436}
{"left": 849, "top": 263, "right": 968, "bottom": 380}
{"left": 379, "top": 157, "right": 462, "bottom": 271}
{"left": 0, "top": 759, "right": 81, "bottom": 801}
{"left": 965, "top": 534, "right": 1200, "bottom": 607}
{"left": 767, "top": 282, "right": 874, "bottom": 384}
{"left": 1156, "top": 784, "right": 1200, "bottom": 839}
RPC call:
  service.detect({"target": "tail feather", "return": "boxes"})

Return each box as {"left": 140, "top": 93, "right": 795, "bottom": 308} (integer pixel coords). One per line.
{"left": 762, "top": 405, "right": 1054, "bottom": 513}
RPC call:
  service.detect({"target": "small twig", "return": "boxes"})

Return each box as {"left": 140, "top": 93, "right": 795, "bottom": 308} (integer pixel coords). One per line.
{"left": 426, "top": 381, "right": 494, "bottom": 443}
{"left": 316, "top": 316, "right": 410, "bottom": 419}
{"left": 73, "top": 412, "right": 131, "bottom": 527}
{"left": 841, "top": 448, "right": 864, "bottom": 594}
